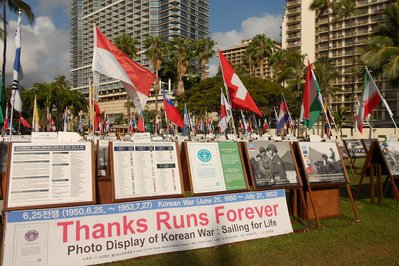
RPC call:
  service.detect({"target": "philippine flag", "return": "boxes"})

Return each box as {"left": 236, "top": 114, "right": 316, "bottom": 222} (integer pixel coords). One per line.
{"left": 163, "top": 92, "right": 184, "bottom": 129}
{"left": 92, "top": 25, "right": 156, "bottom": 113}
{"left": 276, "top": 98, "right": 290, "bottom": 133}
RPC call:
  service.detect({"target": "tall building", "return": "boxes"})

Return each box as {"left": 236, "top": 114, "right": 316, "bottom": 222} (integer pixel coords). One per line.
{"left": 221, "top": 39, "right": 281, "bottom": 80}
{"left": 282, "top": 0, "right": 397, "bottom": 127}
{"left": 70, "top": 0, "right": 210, "bottom": 117}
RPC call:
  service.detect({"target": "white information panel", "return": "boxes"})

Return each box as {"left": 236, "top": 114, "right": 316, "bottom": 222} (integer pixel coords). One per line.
{"left": 6, "top": 142, "right": 94, "bottom": 209}
{"left": 2, "top": 190, "right": 293, "bottom": 266}
{"left": 112, "top": 142, "right": 183, "bottom": 200}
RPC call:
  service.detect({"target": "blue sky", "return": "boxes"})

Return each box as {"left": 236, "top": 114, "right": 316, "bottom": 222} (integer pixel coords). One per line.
{"left": 4, "top": 0, "right": 286, "bottom": 87}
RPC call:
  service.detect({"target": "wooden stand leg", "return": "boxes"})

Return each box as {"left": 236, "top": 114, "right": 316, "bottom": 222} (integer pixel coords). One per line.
{"left": 376, "top": 165, "right": 383, "bottom": 206}
{"left": 370, "top": 165, "right": 375, "bottom": 205}
{"left": 298, "top": 188, "right": 312, "bottom": 230}
{"left": 306, "top": 187, "right": 321, "bottom": 228}
{"left": 346, "top": 182, "right": 360, "bottom": 223}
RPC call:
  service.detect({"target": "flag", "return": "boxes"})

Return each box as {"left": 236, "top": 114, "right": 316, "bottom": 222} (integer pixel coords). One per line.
{"left": 218, "top": 49, "right": 262, "bottom": 117}
{"left": 356, "top": 69, "right": 382, "bottom": 133}
{"left": 183, "top": 104, "right": 190, "bottom": 135}
{"left": 11, "top": 10, "right": 23, "bottom": 112}
{"left": 104, "top": 112, "right": 110, "bottom": 133}
{"left": 240, "top": 111, "right": 248, "bottom": 134}
{"left": 163, "top": 91, "right": 184, "bottom": 129}
{"left": 263, "top": 116, "right": 269, "bottom": 130}
{"left": 137, "top": 114, "right": 145, "bottom": 132}
{"left": 63, "top": 107, "right": 68, "bottom": 132}
{"left": 32, "top": 95, "right": 40, "bottom": 132}
{"left": 19, "top": 115, "right": 31, "bottom": 128}
{"left": 300, "top": 62, "right": 322, "bottom": 129}
{"left": 92, "top": 25, "right": 156, "bottom": 113}
{"left": 219, "top": 90, "right": 232, "bottom": 133}
{"left": 0, "top": 74, "right": 5, "bottom": 124}
{"left": 277, "top": 97, "right": 290, "bottom": 132}
{"left": 129, "top": 116, "right": 136, "bottom": 134}
{"left": 49, "top": 114, "right": 56, "bottom": 132}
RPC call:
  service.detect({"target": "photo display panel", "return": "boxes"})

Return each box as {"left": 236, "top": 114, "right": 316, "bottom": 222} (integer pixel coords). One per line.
{"left": 6, "top": 142, "right": 94, "bottom": 209}
{"left": 344, "top": 139, "right": 367, "bottom": 158}
{"left": 97, "top": 140, "right": 110, "bottom": 177}
{"left": 380, "top": 140, "right": 399, "bottom": 176}
{"left": 337, "top": 139, "right": 348, "bottom": 159}
{"left": 298, "top": 142, "right": 347, "bottom": 184}
{"left": 245, "top": 141, "right": 299, "bottom": 188}
{"left": 186, "top": 142, "right": 247, "bottom": 194}
{"left": 112, "top": 142, "right": 183, "bottom": 200}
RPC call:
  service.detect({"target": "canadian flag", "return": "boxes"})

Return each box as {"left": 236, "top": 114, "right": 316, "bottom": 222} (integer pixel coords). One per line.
{"left": 92, "top": 25, "right": 156, "bottom": 113}
{"left": 218, "top": 49, "right": 262, "bottom": 117}
{"left": 219, "top": 90, "right": 232, "bottom": 133}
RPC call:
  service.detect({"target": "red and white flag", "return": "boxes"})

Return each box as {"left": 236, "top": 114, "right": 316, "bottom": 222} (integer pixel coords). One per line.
{"left": 219, "top": 90, "right": 232, "bottom": 133}
{"left": 19, "top": 115, "right": 31, "bottom": 128}
{"left": 92, "top": 25, "right": 156, "bottom": 113}
{"left": 218, "top": 49, "right": 262, "bottom": 117}
{"left": 356, "top": 69, "right": 381, "bottom": 133}
{"left": 49, "top": 114, "right": 56, "bottom": 132}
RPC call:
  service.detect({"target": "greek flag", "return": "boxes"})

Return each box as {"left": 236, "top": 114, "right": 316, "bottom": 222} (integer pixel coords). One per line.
{"left": 11, "top": 10, "right": 23, "bottom": 112}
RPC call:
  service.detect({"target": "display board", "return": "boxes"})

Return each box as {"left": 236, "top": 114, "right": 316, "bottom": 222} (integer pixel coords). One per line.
{"left": 110, "top": 141, "right": 184, "bottom": 201}
{"left": 97, "top": 140, "right": 110, "bottom": 177}
{"left": 5, "top": 142, "right": 95, "bottom": 210}
{"left": 337, "top": 139, "right": 348, "bottom": 159}
{"left": 185, "top": 142, "right": 249, "bottom": 195}
{"left": 343, "top": 139, "right": 367, "bottom": 158}
{"left": 357, "top": 140, "right": 399, "bottom": 201}
{"left": 362, "top": 139, "right": 377, "bottom": 154}
{"left": 297, "top": 142, "right": 347, "bottom": 185}
{"left": 244, "top": 141, "right": 300, "bottom": 189}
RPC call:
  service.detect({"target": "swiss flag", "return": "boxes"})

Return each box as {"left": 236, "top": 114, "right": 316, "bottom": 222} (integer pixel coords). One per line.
{"left": 92, "top": 25, "right": 156, "bottom": 113}
{"left": 218, "top": 49, "right": 262, "bottom": 117}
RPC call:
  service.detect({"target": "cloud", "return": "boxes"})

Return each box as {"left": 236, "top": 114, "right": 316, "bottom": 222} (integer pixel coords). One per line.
{"left": 38, "top": 0, "right": 69, "bottom": 14}
{"left": 209, "top": 13, "right": 283, "bottom": 77}
{"left": 5, "top": 16, "right": 70, "bottom": 88}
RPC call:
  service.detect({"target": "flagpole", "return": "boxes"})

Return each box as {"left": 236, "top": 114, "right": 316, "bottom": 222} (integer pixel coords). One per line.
{"left": 365, "top": 67, "right": 398, "bottom": 135}
{"left": 281, "top": 93, "right": 295, "bottom": 136}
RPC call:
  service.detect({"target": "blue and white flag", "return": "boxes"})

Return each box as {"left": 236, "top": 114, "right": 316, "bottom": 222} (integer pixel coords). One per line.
{"left": 11, "top": 10, "right": 23, "bottom": 112}
{"left": 183, "top": 104, "right": 190, "bottom": 135}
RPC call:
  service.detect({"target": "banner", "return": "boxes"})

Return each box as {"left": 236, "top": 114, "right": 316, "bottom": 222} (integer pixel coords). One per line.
{"left": 3, "top": 190, "right": 293, "bottom": 265}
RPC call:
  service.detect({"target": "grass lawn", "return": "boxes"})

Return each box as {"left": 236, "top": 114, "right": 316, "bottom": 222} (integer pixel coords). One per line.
{"left": 104, "top": 158, "right": 399, "bottom": 266}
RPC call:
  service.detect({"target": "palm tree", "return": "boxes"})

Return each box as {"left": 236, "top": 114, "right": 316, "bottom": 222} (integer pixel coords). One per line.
{"left": 310, "top": 0, "right": 332, "bottom": 57}
{"left": 313, "top": 57, "right": 338, "bottom": 98}
{"left": 194, "top": 38, "right": 215, "bottom": 80}
{"left": 1, "top": 0, "right": 35, "bottom": 122}
{"left": 246, "top": 34, "right": 275, "bottom": 78}
{"left": 144, "top": 35, "right": 165, "bottom": 117}
{"left": 168, "top": 37, "right": 193, "bottom": 96}
{"left": 34, "top": 82, "right": 54, "bottom": 131}
{"left": 114, "top": 33, "right": 138, "bottom": 59}
{"left": 332, "top": 106, "right": 347, "bottom": 139}
{"left": 333, "top": 0, "right": 356, "bottom": 133}
{"left": 361, "top": 0, "right": 399, "bottom": 80}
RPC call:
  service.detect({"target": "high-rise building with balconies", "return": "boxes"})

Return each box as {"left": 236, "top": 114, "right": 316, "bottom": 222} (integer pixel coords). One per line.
{"left": 70, "top": 0, "right": 209, "bottom": 118}
{"left": 282, "top": 0, "right": 397, "bottom": 127}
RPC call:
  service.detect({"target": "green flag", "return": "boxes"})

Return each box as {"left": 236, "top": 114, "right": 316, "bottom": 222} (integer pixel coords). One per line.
{"left": 300, "top": 62, "right": 322, "bottom": 129}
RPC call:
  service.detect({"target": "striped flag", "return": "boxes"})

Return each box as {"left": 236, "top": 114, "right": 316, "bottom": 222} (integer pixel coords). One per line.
{"left": 277, "top": 97, "right": 290, "bottom": 133}
{"left": 49, "top": 114, "right": 56, "bottom": 132}
{"left": 219, "top": 90, "right": 232, "bottom": 133}
{"left": 11, "top": 10, "right": 23, "bottom": 112}
{"left": 356, "top": 69, "right": 382, "bottom": 133}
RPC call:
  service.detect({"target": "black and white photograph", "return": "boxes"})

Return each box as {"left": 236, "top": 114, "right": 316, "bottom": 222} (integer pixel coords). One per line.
{"left": 299, "top": 142, "right": 346, "bottom": 184}
{"left": 337, "top": 139, "right": 348, "bottom": 159}
{"left": 344, "top": 139, "right": 367, "bottom": 158}
{"left": 246, "top": 141, "right": 299, "bottom": 188}
{"left": 380, "top": 141, "right": 399, "bottom": 176}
